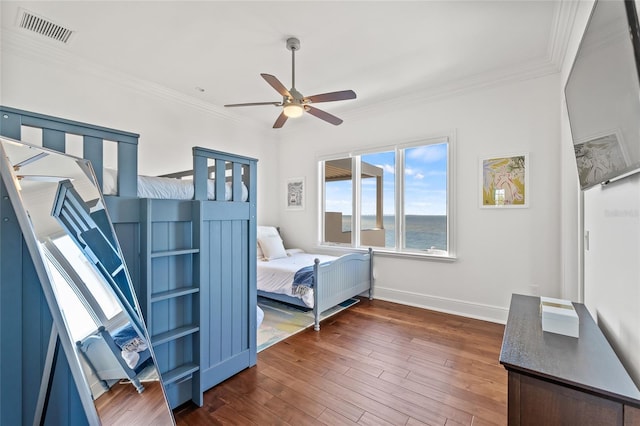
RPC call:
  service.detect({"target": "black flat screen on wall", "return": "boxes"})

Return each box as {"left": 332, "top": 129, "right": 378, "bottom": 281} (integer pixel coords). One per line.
{"left": 565, "top": 0, "right": 640, "bottom": 189}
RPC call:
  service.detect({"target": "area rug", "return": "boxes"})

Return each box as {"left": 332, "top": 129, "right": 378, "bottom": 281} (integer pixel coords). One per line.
{"left": 257, "top": 297, "right": 359, "bottom": 352}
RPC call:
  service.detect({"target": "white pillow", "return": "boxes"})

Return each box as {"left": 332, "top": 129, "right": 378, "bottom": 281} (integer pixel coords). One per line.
{"left": 257, "top": 243, "right": 264, "bottom": 259}
{"left": 102, "top": 167, "right": 118, "bottom": 195}
{"left": 258, "top": 234, "right": 287, "bottom": 260}
{"left": 257, "top": 226, "right": 280, "bottom": 240}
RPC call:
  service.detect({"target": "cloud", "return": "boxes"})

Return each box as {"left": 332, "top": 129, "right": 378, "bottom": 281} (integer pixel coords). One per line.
{"left": 405, "top": 167, "right": 425, "bottom": 180}
{"left": 374, "top": 163, "right": 395, "bottom": 174}
{"left": 407, "top": 144, "right": 447, "bottom": 163}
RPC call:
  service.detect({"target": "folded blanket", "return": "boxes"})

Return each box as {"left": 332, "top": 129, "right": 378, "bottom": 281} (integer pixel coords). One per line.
{"left": 112, "top": 324, "right": 139, "bottom": 348}
{"left": 112, "top": 325, "right": 148, "bottom": 369}
{"left": 291, "top": 260, "right": 334, "bottom": 299}
{"left": 293, "top": 265, "right": 315, "bottom": 287}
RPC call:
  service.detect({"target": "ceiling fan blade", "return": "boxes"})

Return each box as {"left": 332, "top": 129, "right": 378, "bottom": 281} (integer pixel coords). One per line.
{"left": 305, "top": 90, "right": 356, "bottom": 104}
{"left": 305, "top": 106, "right": 343, "bottom": 126}
{"left": 261, "top": 74, "right": 291, "bottom": 98}
{"left": 224, "top": 101, "right": 282, "bottom": 107}
{"left": 273, "top": 111, "right": 288, "bottom": 129}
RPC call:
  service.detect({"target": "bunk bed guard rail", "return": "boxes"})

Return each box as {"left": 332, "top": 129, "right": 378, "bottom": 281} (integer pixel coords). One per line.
{"left": 0, "top": 106, "right": 139, "bottom": 197}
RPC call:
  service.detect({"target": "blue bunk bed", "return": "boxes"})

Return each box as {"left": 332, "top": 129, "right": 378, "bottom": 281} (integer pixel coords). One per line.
{"left": 0, "top": 106, "right": 258, "bottom": 420}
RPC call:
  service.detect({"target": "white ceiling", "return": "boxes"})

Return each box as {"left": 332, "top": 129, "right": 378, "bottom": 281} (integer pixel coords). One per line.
{"left": 1, "top": 1, "right": 576, "bottom": 129}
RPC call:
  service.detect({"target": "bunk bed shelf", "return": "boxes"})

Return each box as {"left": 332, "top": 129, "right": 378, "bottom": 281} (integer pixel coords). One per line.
{"left": 151, "top": 287, "right": 199, "bottom": 302}
{"left": 151, "top": 325, "right": 200, "bottom": 346}
{"left": 162, "top": 363, "right": 200, "bottom": 386}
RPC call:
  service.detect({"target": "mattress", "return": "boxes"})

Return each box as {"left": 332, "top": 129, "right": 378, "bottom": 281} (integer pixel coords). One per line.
{"left": 102, "top": 168, "right": 248, "bottom": 201}
{"left": 256, "top": 250, "right": 336, "bottom": 308}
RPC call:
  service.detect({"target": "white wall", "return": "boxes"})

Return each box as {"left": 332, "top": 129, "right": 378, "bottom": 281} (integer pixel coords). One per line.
{"left": 2, "top": 13, "right": 599, "bottom": 333}
{"left": 277, "top": 74, "right": 562, "bottom": 323}
{"left": 560, "top": 0, "right": 640, "bottom": 386}
{"left": 0, "top": 37, "right": 281, "bottom": 225}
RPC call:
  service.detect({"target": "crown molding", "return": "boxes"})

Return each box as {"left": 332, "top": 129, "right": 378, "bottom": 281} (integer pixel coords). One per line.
{"left": 1, "top": 29, "right": 261, "bottom": 128}
{"left": 2, "top": 0, "right": 579, "bottom": 135}
{"left": 322, "top": 0, "right": 579, "bottom": 126}
{"left": 548, "top": 0, "right": 581, "bottom": 71}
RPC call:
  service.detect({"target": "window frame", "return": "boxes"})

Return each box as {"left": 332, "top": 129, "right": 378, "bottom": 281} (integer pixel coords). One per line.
{"left": 318, "top": 134, "right": 456, "bottom": 260}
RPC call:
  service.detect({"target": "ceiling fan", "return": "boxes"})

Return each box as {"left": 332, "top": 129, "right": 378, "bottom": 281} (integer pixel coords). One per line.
{"left": 224, "top": 37, "right": 356, "bottom": 129}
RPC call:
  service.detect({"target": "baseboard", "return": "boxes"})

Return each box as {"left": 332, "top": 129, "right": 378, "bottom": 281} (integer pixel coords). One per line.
{"left": 373, "top": 287, "right": 508, "bottom": 324}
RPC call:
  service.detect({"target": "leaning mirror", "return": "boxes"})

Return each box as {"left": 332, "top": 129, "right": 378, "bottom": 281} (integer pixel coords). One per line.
{"left": 0, "top": 137, "right": 174, "bottom": 425}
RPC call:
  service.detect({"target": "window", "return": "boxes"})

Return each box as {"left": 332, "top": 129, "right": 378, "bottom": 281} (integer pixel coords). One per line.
{"left": 321, "top": 136, "right": 452, "bottom": 256}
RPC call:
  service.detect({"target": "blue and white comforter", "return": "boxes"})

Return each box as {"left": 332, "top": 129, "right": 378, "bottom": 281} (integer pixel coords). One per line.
{"left": 257, "top": 250, "right": 336, "bottom": 308}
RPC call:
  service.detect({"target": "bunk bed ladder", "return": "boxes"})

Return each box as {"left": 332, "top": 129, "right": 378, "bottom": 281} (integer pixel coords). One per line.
{"left": 140, "top": 198, "right": 203, "bottom": 408}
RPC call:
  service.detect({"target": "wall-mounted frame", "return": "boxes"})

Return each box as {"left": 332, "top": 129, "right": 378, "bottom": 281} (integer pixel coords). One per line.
{"left": 573, "top": 129, "right": 630, "bottom": 189}
{"left": 286, "top": 177, "right": 305, "bottom": 210}
{"left": 480, "top": 153, "right": 529, "bottom": 208}
{"left": 0, "top": 137, "right": 173, "bottom": 425}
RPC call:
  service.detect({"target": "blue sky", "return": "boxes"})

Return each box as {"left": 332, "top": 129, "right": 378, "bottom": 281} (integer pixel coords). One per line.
{"left": 325, "top": 143, "right": 447, "bottom": 216}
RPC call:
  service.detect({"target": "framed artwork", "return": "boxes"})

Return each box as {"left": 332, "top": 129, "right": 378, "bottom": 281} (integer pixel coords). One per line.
{"left": 573, "top": 130, "right": 629, "bottom": 190}
{"left": 480, "top": 153, "right": 529, "bottom": 208}
{"left": 286, "top": 177, "right": 305, "bottom": 210}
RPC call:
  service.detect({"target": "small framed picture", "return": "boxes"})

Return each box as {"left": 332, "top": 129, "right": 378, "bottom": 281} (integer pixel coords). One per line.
{"left": 286, "top": 177, "right": 305, "bottom": 210}
{"left": 480, "top": 153, "right": 529, "bottom": 208}
{"left": 573, "top": 130, "right": 629, "bottom": 190}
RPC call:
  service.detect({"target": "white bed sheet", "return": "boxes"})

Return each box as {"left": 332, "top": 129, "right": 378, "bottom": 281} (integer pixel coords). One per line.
{"left": 102, "top": 169, "right": 248, "bottom": 201}
{"left": 256, "top": 250, "right": 336, "bottom": 308}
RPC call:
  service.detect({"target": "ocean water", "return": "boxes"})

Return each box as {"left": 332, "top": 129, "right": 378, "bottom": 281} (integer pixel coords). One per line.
{"left": 342, "top": 215, "right": 447, "bottom": 250}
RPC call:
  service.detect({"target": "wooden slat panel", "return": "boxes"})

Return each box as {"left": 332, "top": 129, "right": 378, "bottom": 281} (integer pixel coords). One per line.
{"left": 205, "top": 220, "right": 222, "bottom": 365}
{"left": 193, "top": 151, "right": 207, "bottom": 201}
{"left": 104, "top": 197, "right": 140, "bottom": 222}
{"left": 83, "top": 136, "right": 103, "bottom": 188}
{"left": 199, "top": 218, "right": 252, "bottom": 390}
{"left": 193, "top": 146, "right": 256, "bottom": 165}
{"left": 21, "top": 249, "right": 49, "bottom": 422}
{"left": 215, "top": 159, "right": 225, "bottom": 206}
{"left": 232, "top": 162, "right": 243, "bottom": 202}
{"left": 0, "top": 106, "right": 139, "bottom": 144}
{"left": 0, "top": 110, "right": 22, "bottom": 139}
{"left": 201, "top": 202, "right": 249, "bottom": 220}
{"left": 42, "top": 128, "right": 65, "bottom": 152}
{"left": 0, "top": 181, "right": 24, "bottom": 426}
{"left": 316, "top": 252, "right": 371, "bottom": 313}
{"left": 149, "top": 200, "right": 194, "bottom": 222}
{"left": 117, "top": 142, "right": 137, "bottom": 198}
{"left": 220, "top": 221, "right": 233, "bottom": 360}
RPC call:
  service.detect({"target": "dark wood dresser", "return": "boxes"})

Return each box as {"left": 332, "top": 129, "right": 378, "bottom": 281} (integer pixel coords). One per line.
{"left": 500, "top": 294, "right": 640, "bottom": 425}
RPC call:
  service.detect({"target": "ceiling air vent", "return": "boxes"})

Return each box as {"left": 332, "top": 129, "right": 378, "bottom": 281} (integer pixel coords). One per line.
{"left": 17, "top": 9, "right": 74, "bottom": 44}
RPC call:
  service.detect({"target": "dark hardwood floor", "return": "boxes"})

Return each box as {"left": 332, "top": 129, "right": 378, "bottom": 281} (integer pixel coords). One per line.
{"left": 95, "top": 380, "right": 172, "bottom": 425}
{"left": 174, "top": 298, "right": 507, "bottom": 425}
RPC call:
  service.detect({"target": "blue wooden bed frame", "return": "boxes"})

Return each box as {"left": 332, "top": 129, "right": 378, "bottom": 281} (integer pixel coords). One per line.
{"left": 0, "top": 106, "right": 257, "bottom": 423}
{"left": 257, "top": 247, "right": 373, "bottom": 331}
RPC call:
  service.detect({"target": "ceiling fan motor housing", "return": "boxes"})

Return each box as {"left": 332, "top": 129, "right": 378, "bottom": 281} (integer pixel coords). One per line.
{"left": 286, "top": 37, "right": 300, "bottom": 51}
{"left": 288, "top": 87, "right": 304, "bottom": 102}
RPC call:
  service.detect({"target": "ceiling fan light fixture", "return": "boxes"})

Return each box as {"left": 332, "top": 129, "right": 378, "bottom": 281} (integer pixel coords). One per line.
{"left": 224, "top": 36, "right": 355, "bottom": 128}
{"left": 283, "top": 103, "right": 304, "bottom": 118}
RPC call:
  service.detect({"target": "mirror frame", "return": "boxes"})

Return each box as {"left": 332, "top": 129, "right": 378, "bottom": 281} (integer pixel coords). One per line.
{"left": 0, "top": 137, "right": 174, "bottom": 425}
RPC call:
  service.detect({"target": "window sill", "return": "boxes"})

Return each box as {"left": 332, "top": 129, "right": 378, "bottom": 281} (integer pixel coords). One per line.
{"left": 313, "top": 244, "right": 457, "bottom": 262}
